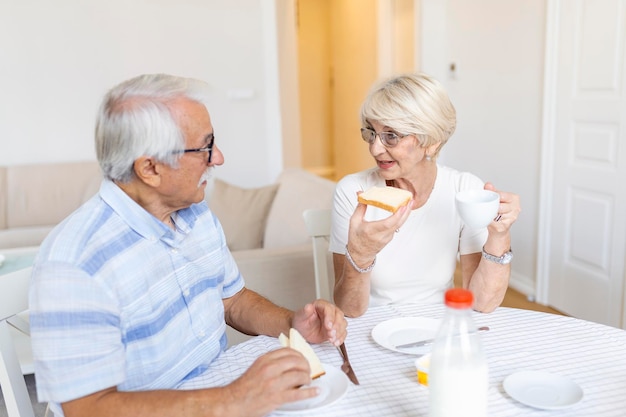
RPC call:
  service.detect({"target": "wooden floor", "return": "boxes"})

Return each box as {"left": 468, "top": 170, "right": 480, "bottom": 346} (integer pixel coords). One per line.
{"left": 500, "top": 286, "right": 564, "bottom": 315}
{"left": 454, "top": 265, "right": 565, "bottom": 316}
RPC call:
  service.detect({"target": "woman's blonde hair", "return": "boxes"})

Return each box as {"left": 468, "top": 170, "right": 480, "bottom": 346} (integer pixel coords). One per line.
{"left": 360, "top": 73, "right": 456, "bottom": 158}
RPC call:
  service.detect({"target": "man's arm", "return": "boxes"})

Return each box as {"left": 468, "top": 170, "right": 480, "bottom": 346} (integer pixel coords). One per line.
{"left": 223, "top": 287, "right": 293, "bottom": 337}
{"left": 224, "top": 287, "right": 346, "bottom": 345}
{"left": 61, "top": 289, "right": 347, "bottom": 417}
{"left": 62, "top": 348, "right": 317, "bottom": 417}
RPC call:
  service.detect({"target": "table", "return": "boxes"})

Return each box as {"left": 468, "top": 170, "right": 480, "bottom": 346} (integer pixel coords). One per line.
{"left": 0, "top": 246, "right": 39, "bottom": 277}
{"left": 182, "top": 304, "right": 626, "bottom": 416}
{"left": 0, "top": 246, "right": 38, "bottom": 375}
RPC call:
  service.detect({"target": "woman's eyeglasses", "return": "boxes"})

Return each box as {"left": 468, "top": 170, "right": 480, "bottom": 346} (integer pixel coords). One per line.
{"left": 360, "top": 128, "right": 409, "bottom": 148}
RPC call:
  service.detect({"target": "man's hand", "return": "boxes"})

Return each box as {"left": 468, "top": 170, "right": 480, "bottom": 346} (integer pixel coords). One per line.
{"left": 291, "top": 300, "right": 347, "bottom": 346}
{"left": 62, "top": 348, "right": 320, "bottom": 417}
{"left": 225, "top": 348, "right": 318, "bottom": 417}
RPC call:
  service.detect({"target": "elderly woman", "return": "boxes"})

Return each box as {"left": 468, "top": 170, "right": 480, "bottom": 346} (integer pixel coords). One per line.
{"left": 329, "top": 73, "right": 521, "bottom": 318}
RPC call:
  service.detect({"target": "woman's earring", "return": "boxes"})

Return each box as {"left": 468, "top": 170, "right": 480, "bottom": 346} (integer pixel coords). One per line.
{"left": 425, "top": 154, "right": 432, "bottom": 161}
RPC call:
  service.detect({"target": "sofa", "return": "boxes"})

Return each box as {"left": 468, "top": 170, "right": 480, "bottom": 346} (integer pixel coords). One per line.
{"left": 0, "top": 161, "right": 337, "bottom": 346}
{"left": 0, "top": 161, "right": 103, "bottom": 250}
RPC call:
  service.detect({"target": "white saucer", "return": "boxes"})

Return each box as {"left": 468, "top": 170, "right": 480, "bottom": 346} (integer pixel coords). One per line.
{"left": 503, "top": 370, "right": 583, "bottom": 410}
{"left": 274, "top": 364, "right": 349, "bottom": 414}
{"left": 371, "top": 317, "right": 440, "bottom": 355}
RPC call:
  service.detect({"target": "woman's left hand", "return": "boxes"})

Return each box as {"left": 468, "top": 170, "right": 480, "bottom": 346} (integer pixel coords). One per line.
{"left": 484, "top": 182, "right": 521, "bottom": 235}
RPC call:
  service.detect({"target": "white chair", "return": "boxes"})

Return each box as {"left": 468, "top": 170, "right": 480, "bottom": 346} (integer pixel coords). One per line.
{"left": 0, "top": 266, "right": 36, "bottom": 417}
{"left": 302, "top": 208, "right": 334, "bottom": 302}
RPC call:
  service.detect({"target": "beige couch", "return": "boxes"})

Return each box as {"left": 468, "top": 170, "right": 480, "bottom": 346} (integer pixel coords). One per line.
{"left": 0, "top": 162, "right": 336, "bottom": 345}
{"left": 0, "top": 162, "right": 103, "bottom": 250}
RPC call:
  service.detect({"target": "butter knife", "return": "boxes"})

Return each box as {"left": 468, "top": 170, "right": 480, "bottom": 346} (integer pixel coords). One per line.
{"left": 337, "top": 343, "right": 360, "bottom": 385}
{"left": 395, "top": 326, "right": 489, "bottom": 349}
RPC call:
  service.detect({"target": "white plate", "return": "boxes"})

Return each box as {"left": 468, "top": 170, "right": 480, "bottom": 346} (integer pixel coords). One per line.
{"left": 503, "top": 370, "right": 584, "bottom": 410}
{"left": 274, "top": 364, "right": 349, "bottom": 414}
{"left": 371, "top": 317, "right": 440, "bottom": 355}
{"left": 0, "top": 254, "right": 5, "bottom": 267}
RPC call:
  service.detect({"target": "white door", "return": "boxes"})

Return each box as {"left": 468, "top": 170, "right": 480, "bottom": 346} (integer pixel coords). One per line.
{"left": 538, "top": 0, "right": 626, "bottom": 327}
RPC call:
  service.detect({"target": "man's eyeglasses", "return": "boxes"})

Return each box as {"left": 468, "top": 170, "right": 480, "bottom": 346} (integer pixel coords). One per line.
{"left": 360, "top": 127, "right": 409, "bottom": 148}
{"left": 180, "top": 133, "right": 215, "bottom": 163}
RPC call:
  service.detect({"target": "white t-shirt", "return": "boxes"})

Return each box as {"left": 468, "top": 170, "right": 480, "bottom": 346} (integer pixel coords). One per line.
{"left": 329, "top": 165, "right": 488, "bottom": 307}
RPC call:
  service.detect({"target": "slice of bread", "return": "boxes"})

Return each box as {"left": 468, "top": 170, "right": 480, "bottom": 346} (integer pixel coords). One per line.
{"left": 279, "top": 328, "right": 326, "bottom": 379}
{"left": 358, "top": 186, "right": 413, "bottom": 213}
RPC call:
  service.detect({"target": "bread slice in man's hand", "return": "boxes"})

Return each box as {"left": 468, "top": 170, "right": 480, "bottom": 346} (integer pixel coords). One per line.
{"left": 358, "top": 186, "right": 413, "bottom": 213}
{"left": 279, "top": 328, "right": 326, "bottom": 379}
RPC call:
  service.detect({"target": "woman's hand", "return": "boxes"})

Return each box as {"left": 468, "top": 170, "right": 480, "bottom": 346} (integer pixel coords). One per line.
{"left": 463, "top": 182, "right": 521, "bottom": 313}
{"left": 346, "top": 196, "right": 413, "bottom": 263}
{"left": 335, "top": 194, "right": 412, "bottom": 318}
{"left": 484, "top": 182, "right": 521, "bottom": 237}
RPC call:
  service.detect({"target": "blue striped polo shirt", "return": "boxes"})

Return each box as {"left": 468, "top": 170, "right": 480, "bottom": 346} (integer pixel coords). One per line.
{"left": 29, "top": 179, "right": 244, "bottom": 413}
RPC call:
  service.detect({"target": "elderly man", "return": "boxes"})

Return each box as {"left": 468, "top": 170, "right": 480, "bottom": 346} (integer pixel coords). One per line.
{"left": 29, "top": 74, "right": 347, "bottom": 417}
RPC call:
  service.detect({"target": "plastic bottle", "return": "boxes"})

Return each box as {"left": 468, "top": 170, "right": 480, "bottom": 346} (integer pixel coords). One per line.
{"left": 428, "top": 288, "right": 488, "bottom": 417}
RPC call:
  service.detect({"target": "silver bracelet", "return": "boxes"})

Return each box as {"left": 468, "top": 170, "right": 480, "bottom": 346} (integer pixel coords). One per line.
{"left": 345, "top": 244, "right": 376, "bottom": 273}
{"left": 481, "top": 245, "right": 513, "bottom": 265}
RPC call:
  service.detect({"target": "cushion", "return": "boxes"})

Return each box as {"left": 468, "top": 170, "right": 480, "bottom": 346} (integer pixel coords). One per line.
{"left": 209, "top": 179, "right": 279, "bottom": 251}
{"left": 82, "top": 173, "right": 103, "bottom": 202}
{"left": 264, "top": 168, "right": 336, "bottom": 249}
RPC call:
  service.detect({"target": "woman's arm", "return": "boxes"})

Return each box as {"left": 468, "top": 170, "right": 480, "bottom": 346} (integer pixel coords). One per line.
{"left": 461, "top": 246, "right": 510, "bottom": 313}
{"left": 333, "top": 202, "right": 412, "bottom": 317}
{"left": 463, "top": 183, "right": 521, "bottom": 312}
{"left": 333, "top": 251, "right": 373, "bottom": 318}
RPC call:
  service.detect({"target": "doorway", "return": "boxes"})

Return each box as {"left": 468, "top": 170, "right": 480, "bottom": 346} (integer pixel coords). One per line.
{"left": 537, "top": 0, "right": 626, "bottom": 328}
{"left": 296, "top": 0, "right": 416, "bottom": 181}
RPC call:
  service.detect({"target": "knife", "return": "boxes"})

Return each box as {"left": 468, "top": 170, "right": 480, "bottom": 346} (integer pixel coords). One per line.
{"left": 395, "top": 326, "right": 490, "bottom": 350}
{"left": 337, "top": 343, "right": 360, "bottom": 385}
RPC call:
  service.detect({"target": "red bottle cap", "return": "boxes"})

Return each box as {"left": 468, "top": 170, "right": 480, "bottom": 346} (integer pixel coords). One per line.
{"left": 445, "top": 288, "right": 474, "bottom": 309}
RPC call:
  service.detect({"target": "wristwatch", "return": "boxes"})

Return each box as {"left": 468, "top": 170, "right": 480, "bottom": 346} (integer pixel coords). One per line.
{"left": 481, "top": 246, "right": 513, "bottom": 265}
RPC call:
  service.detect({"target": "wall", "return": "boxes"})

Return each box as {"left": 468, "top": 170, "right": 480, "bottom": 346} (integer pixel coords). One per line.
{"left": 421, "top": 0, "right": 547, "bottom": 295}
{"left": 0, "top": 0, "right": 285, "bottom": 187}
{"left": 2, "top": 0, "right": 549, "bottom": 299}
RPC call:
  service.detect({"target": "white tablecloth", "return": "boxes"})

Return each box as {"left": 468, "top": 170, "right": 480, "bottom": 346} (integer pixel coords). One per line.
{"left": 181, "top": 304, "right": 626, "bottom": 416}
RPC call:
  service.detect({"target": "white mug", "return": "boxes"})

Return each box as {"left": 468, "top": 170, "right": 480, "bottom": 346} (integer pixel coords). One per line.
{"left": 455, "top": 189, "right": 500, "bottom": 229}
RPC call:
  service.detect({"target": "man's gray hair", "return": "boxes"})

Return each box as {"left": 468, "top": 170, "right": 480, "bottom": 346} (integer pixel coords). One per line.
{"left": 95, "top": 74, "right": 211, "bottom": 182}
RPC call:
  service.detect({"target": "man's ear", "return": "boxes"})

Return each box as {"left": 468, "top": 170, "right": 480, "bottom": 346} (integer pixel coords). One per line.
{"left": 133, "top": 156, "right": 161, "bottom": 187}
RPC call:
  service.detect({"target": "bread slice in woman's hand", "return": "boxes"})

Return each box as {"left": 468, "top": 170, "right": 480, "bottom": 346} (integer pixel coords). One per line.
{"left": 358, "top": 186, "right": 412, "bottom": 213}
{"left": 279, "top": 328, "right": 326, "bottom": 379}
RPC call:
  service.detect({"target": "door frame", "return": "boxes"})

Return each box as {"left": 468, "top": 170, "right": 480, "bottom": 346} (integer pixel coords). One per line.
{"left": 535, "top": 0, "right": 560, "bottom": 305}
